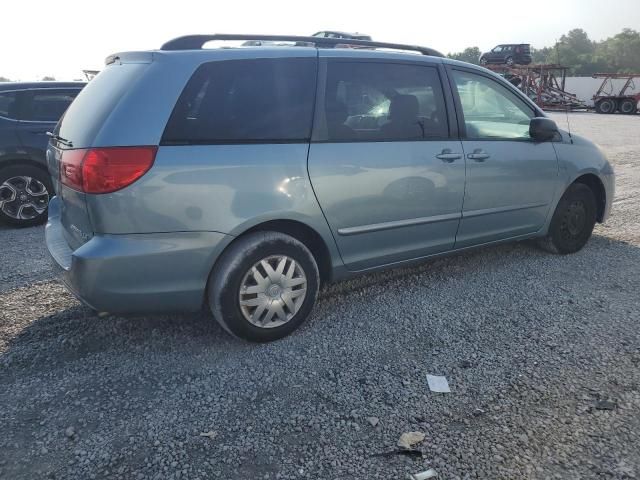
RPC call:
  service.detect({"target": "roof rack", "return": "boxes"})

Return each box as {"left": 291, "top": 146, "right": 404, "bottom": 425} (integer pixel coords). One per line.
{"left": 160, "top": 34, "right": 443, "bottom": 57}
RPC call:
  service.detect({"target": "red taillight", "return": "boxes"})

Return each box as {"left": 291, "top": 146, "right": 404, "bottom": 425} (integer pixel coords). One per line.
{"left": 60, "top": 146, "right": 157, "bottom": 194}
{"left": 60, "top": 149, "right": 86, "bottom": 191}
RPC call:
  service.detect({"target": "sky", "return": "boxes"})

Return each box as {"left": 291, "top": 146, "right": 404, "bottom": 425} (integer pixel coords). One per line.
{"left": 1, "top": 0, "right": 639, "bottom": 81}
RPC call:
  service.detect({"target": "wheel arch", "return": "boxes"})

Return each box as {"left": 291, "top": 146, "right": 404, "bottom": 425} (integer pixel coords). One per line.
{"left": 0, "top": 157, "right": 50, "bottom": 175}
{"left": 210, "top": 218, "right": 335, "bottom": 288}
{"left": 571, "top": 173, "right": 606, "bottom": 222}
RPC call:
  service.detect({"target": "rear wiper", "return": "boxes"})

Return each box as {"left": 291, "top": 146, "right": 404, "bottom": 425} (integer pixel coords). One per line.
{"left": 46, "top": 132, "right": 74, "bottom": 148}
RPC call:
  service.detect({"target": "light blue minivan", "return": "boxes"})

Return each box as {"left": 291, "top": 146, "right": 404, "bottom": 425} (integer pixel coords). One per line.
{"left": 46, "top": 34, "right": 614, "bottom": 342}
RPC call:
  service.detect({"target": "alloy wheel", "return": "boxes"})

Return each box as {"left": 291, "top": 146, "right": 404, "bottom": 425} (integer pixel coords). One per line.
{"left": 0, "top": 176, "right": 49, "bottom": 220}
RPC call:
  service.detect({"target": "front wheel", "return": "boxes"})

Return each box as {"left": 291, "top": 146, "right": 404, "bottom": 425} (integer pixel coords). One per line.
{"left": 208, "top": 231, "right": 320, "bottom": 342}
{"left": 505, "top": 56, "right": 514, "bottom": 66}
{"left": 538, "top": 183, "right": 597, "bottom": 254}
{"left": 480, "top": 57, "right": 488, "bottom": 66}
{"left": 0, "top": 164, "right": 53, "bottom": 227}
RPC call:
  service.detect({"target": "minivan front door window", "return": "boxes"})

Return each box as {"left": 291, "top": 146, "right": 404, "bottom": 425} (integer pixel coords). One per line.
{"left": 452, "top": 70, "right": 534, "bottom": 140}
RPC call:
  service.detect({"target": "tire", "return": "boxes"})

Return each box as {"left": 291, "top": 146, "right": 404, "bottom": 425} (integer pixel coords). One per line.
{"left": 208, "top": 231, "right": 320, "bottom": 342}
{"left": 505, "top": 56, "right": 514, "bottom": 67}
{"left": 480, "top": 57, "right": 488, "bottom": 66}
{"left": 595, "top": 98, "right": 616, "bottom": 114}
{"left": 619, "top": 98, "right": 637, "bottom": 115}
{"left": 538, "top": 183, "right": 597, "bottom": 255}
{"left": 0, "top": 164, "right": 53, "bottom": 227}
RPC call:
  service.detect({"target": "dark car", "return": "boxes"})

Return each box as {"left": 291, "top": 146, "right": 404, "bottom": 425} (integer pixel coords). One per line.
{"left": 479, "top": 44, "right": 532, "bottom": 66}
{"left": 0, "top": 82, "right": 85, "bottom": 227}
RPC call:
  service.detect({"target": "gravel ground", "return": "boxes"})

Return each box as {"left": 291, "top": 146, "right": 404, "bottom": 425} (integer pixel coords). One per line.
{"left": 1, "top": 113, "right": 639, "bottom": 479}
{"left": 0, "top": 224, "right": 53, "bottom": 294}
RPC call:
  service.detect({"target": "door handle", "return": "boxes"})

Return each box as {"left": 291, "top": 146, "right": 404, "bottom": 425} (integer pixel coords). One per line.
{"left": 467, "top": 149, "right": 490, "bottom": 162}
{"left": 436, "top": 149, "right": 462, "bottom": 163}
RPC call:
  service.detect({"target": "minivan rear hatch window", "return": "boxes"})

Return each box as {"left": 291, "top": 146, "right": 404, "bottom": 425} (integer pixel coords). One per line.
{"left": 55, "top": 62, "right": 150, "bottom": 149}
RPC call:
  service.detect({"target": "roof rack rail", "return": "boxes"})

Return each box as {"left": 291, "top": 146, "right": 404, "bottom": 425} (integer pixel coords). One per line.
{"left": 160, "top": 34, "right": 443, "bottom": 57}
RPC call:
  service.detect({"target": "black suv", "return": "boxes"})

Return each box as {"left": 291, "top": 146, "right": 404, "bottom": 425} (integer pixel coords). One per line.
{"left": 0, "top": 82, "right": 84, "bottom": 227}
{"left": 479, "top": 44, "right": 532, "bottom": 67}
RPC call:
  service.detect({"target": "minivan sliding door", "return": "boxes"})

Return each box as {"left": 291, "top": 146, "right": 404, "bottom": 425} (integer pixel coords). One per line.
{"left": 308, "top": 58, "right": 465, "bottom": 271}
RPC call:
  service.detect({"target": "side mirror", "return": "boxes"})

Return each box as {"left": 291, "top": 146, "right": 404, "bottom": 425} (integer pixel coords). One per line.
{"left": 529, "top": 117, "right": 558, "bottom": 141}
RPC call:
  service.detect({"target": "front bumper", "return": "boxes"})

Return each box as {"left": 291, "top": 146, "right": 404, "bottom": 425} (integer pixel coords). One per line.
{"left": 45, "top": 196, "right": 232, "bottom": 313}
{"left": 601, "top": 172, "right": 615, "bottom": 223}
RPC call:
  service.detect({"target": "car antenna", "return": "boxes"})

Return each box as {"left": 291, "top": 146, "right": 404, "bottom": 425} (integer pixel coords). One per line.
{"left": 564, "top": 103, "right": 573, "bottom": 144}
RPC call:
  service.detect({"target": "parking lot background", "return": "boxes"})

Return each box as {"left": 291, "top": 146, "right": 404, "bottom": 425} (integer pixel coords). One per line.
{"left": 1, "top": 112, "right": 639, "bottom": 479}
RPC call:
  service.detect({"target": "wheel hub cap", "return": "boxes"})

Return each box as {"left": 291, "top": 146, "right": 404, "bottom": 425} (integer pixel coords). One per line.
{"left": 239, "top": 255, "right": 307, "bottom": 329}
{"left": 0, "top": 176, "right": 49, "bottom": 220}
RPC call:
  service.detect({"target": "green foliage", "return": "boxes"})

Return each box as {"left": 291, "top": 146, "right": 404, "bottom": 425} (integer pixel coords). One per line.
{"left": 447, "top": 47, "right": 481, "bottom": 65}
{"left": 447, "top": 28, "right": 640, "bottom": 74}
{"left": 0, "top": 76, "right": 11, "bottom": 82}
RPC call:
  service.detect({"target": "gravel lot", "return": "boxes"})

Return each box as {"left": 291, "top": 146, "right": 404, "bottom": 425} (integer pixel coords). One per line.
{"left": 1, "top": 113, "right": 639, "bottom": 479}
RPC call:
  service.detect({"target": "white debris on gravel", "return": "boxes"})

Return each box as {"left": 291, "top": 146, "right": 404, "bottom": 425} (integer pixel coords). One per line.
{"left": 1, "top": 113, "right": 639, "bottom": 479}
{"left": 397, "top": 431, "right": 426, "bottom": 449}
{"left": 409, "top": 469, "right": 438, "bottom": 480}
{"left": 426, "top": 375, "right": 451, "bottom": 393}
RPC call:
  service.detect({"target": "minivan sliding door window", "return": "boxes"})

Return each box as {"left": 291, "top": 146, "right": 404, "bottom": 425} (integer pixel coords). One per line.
{"left": 319, "top": 62, "right": 449, "bottom": 142}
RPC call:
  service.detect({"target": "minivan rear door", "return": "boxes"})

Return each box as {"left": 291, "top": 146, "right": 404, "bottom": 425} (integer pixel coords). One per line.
{"left": 308, "top": 57, "right": 465, "bottom": 271}
{"left": 47, "top": 62, "right": 151, "bottom": 248}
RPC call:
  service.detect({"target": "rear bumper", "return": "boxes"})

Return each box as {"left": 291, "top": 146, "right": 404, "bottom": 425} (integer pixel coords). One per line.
{"left": 45, "top": 196, "right": 233, "bottom": 313}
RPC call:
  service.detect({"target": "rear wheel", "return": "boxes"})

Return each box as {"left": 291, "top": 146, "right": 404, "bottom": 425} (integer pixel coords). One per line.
{"left": 0, "top": 165, "right": 52, "bottom": 227}
{"left": 505, "top": 56, "right": 514, "bottom": 67}
{"left": 208, "top": 231, "right": 320, "bottom": 342}
{"left": 619, "top": 98, "right": 637, "bottom": 114}
{"left": 538, "top": 183, "right": 597, "bottom": 254}
{"left": 595, "top": 98, "right": 616, "bottom": 114}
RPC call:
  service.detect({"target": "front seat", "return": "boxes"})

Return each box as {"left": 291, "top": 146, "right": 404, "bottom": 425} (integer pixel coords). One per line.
{"left": 380, "top": 94, "right": 423, "bottom": 139}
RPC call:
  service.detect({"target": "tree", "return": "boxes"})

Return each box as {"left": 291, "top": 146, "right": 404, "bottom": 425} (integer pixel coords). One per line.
{"left": 447, "top": 47, "right": 481, "bottom": 65}
{"left": 597, "top": 29, "right": 640, "bottom": 73}
{"left": 554, "top": 28, "right": 596, "bottom": 74}
{"left": 531, "top": 46, "right": 552, "bottom": 64}
{"left": 0, "top": 76, "right": 10, "bottom": 82}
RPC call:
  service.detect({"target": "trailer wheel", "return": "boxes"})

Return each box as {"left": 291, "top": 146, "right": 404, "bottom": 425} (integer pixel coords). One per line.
{"left": 595, "top": 98, "right": 616, "bottom": 114}
{"left": 619, "top": 98, "right": 638, "bottom": 115}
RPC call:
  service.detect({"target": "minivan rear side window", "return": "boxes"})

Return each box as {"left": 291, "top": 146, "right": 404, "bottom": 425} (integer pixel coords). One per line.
{"left": 319, "top": 62, "right": 448, "bottom": 142}
{"left": 163, "top": 58, "right": 317, "bottom": 144}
